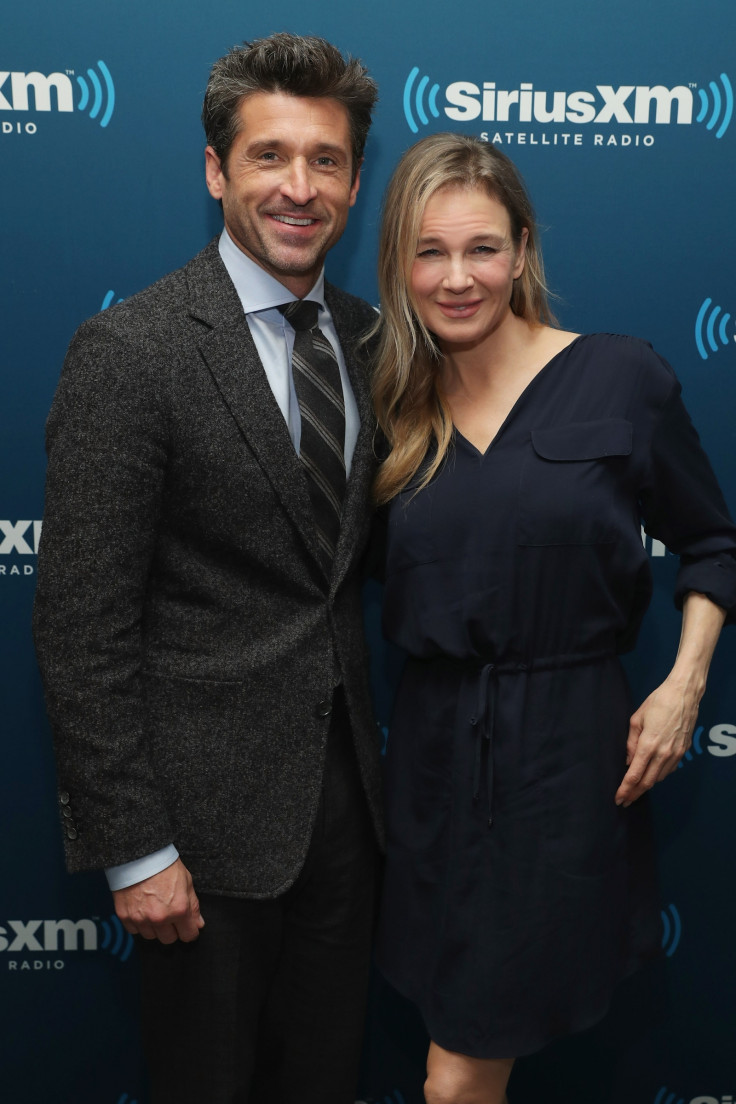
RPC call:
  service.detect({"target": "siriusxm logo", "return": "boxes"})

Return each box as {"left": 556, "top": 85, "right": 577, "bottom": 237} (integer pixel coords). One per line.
{"left": 660, "top": 903, "right": 681, "bottom": 957}
{"left": 695, "top": 297, "right": 734, "bottom": 361}
{"left": 676, "top": 723, "right": 736, "bottom": 767}
{"left": 640, "top": 526, "right": 672, "bottom": 558}
{"left": 0, "top": 519, "right": 42, "bottom": 554}
{"left": 0, "top": 519, "right": 41, "bottom": 576}
{"left": 102, "top": 290, "right": 124, "bottom": 311}
{"left": 403, "top": 68, "right": 733, "bottom": 141}
{"left": 655, "top": 1089, "right": 735, "bottom": 1104}
{"left": 403, "top": 68, "right": 441, "bottom": 133}
{"left": 0, "top": 61, "right": 115, "bottom": 132}
{"left": 1, "top": 915, "right": 133, "bottom": 968}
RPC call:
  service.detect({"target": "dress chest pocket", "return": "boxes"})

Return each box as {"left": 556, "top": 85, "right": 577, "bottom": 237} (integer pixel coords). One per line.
{"left": 517, "top": 419, "right": 633, "bottom": 546}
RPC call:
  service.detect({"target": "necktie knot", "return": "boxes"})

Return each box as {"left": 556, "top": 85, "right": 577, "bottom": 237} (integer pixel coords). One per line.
{"left": 280, "top": 299, "right": 319, "bottom": 332}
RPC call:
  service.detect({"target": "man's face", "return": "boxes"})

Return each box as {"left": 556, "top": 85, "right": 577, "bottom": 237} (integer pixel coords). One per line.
{"left": 205, "top": 92, "right": 361, "bottom": 298}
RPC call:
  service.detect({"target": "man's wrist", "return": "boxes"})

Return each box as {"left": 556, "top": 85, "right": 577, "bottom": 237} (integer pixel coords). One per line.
{"left": 105, "top": 844, "right": 180, "bottom": 891}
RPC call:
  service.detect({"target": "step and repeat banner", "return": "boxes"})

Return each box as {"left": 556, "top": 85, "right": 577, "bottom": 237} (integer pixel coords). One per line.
{"left": 2, "top": 1, "right": 734, "bottom": 1101}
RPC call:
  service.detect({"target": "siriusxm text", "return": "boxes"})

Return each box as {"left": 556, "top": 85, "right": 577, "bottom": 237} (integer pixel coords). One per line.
{"left": 446, "top": 82, "right": 694, "bottom": 125}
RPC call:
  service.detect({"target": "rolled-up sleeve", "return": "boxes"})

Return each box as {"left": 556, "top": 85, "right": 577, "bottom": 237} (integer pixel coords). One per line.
{"left": 639, "top": 381, "right": 736, "bottom": 620}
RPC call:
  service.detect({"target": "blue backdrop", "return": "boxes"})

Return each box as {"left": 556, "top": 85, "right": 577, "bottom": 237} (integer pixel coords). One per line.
{"left": 2, "top": 2, "right": 735, "bottom": 1102}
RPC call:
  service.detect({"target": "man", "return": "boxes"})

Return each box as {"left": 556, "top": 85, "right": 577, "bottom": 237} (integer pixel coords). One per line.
{"left": 33, "top": 34, "right": 382, "bottom": 1104}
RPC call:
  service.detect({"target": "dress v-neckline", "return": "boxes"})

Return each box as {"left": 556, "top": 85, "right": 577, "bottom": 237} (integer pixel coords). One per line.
{"left": 452, "top": 333, "right": 586, "bottom": 459}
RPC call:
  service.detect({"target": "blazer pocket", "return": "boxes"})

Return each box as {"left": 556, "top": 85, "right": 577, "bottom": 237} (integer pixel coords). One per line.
{"left": 518, "top": 419, "right": 633, "bottom": 546}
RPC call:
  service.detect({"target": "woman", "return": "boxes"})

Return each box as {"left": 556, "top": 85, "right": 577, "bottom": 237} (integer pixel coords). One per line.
{"left": 370, "top": 133, "right": 736, "bottom": 1104}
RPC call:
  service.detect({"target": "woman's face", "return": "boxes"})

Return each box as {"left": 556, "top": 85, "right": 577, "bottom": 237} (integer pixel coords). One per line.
{"left": 409, "top": 185, "right": 527, "bottom": 353}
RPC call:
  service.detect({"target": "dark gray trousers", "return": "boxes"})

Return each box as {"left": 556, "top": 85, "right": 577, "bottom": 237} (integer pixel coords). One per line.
{"left": 137, "top": 693, "right": 379, "bottom": 1104}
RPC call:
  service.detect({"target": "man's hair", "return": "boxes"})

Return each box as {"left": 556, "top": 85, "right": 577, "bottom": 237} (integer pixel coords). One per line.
{"left": 202, "top": 32, "right": 378, "bottom": 176}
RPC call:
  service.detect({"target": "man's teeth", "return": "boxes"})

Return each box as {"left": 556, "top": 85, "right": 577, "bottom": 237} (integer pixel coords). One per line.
{"left": 273, "top": 215, "right": 315, "bottom": 225}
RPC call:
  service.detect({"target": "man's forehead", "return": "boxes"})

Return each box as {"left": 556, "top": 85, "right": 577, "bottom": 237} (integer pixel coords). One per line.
{"left": 237, "top": 91, "right": 351, "bottom": 142}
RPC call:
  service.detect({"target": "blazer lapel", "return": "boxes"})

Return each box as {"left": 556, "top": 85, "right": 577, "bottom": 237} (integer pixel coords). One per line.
{"left": 186, "top": 242, "right": 323, "bottom": 571}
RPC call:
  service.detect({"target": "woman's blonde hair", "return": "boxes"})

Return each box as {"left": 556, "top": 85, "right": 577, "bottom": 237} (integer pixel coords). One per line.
{"left": 371, "top": 133, "right": 556, "bottom": 505}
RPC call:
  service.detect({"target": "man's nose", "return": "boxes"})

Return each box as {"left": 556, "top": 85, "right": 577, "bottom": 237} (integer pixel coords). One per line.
{"left": 280, "top": 159, "right": 318, "bottom": 205}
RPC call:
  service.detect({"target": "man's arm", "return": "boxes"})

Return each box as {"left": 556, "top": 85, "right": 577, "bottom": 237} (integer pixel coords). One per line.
{"left": 34, "top": 314, "right": 176, "bottom": 870}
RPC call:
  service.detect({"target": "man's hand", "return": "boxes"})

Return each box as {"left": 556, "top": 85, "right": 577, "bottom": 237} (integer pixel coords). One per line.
{"left": 113, "top": 858, "right": 204, "bottom": 944}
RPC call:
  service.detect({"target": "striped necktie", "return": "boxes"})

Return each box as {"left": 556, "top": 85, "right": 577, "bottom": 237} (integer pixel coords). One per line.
{"left": 280, "top": 299, "right": 346, "bottom": 568}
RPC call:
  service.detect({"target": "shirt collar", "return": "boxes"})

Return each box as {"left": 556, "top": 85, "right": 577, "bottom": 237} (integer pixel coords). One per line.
{"left": 218, "top": 228, "right": 325, "bottom": 316}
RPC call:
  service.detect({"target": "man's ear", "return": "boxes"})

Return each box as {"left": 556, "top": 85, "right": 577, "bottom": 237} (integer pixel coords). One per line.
{"left": 205, "top": 146, "right": 225, "bottom": 200}
{"left": 349, "top": 158, "right": 363, "bottom": 208}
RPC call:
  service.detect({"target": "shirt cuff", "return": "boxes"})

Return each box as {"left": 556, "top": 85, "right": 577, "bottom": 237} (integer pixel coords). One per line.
{"left": 105, "top": 844, "right": 180, "bottom": 891}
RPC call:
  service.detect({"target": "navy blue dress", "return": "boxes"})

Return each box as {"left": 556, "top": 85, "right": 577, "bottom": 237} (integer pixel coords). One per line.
{"left": 375, "top": 334, "right": 736, "bottom": 1058}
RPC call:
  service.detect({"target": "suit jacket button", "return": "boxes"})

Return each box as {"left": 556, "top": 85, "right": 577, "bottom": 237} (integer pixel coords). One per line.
{"left": 66, "top": 827, "right": 78, "bottom": 840}
{"left": 60, "top": 792, "right": 70, "bottom": 805}
{"left": 316, "top": 699, "right": 332, "bottom": 717}
{"left": 62, "top": 808, "right": 74, "bottom": 819}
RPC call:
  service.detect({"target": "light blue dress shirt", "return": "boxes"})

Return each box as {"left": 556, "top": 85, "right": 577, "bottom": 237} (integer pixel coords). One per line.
{"left": 106, "top": 230, "right": 362, "bottom": 891}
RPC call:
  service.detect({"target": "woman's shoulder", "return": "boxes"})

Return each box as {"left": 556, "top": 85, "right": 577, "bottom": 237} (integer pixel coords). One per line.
{"left": 566, "top": 332, "right": 679, "bottom": 397}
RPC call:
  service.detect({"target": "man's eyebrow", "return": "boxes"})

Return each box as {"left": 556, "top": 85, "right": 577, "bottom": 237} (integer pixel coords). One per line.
{"left": 243, "top": 138, "right": 349, "bottom": 158}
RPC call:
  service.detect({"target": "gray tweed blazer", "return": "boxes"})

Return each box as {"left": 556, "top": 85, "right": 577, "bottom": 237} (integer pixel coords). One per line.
{"left": 33, "top": 237, "right": 384, "bottom": 898}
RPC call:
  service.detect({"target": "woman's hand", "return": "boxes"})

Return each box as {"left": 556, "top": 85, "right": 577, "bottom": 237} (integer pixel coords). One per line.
{"left": 615, "top": 591, "right": 726, "bottom": 807}
{"left": 615, "top": 679, "right": 699, "bottom": 806}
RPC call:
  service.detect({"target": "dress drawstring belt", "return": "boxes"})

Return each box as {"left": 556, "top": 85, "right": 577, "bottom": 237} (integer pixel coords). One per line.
{"left": 471, "top": 662, "right": 497, "bottom": 828}
{"left": 464, "top": 649, "right": 616, "bottom": 830}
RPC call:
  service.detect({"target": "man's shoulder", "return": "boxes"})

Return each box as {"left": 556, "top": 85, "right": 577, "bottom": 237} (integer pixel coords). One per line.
{"left": 324, "top": 281, "right": 378, "bottom": 335}
{"left": 76, "top": 238, "right": 232, "bottom": 347}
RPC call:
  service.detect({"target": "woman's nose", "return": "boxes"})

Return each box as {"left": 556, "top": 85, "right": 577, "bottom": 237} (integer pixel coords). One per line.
{"left": 442, "top": 261, "right": 474, "bottom": 292}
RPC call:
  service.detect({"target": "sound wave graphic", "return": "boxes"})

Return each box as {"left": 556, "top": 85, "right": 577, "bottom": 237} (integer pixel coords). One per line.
{"left": 653, "top": 1087, "right": 685, "bottom": 1104}
{"left": 403, "top": 67, "right": 441, "bottom": 133}
{"left": 660, "top": 903, "right": 682, "bottom": 958}
{"left": 695, "top": 298, "right": 734, "bottom": 360}
{"left": 677, "top": 725, "right": 704, "bottom": 767}
{"left": 99, "top": 914, "right": 134, "bottom": 962}
{"left": 101, "top": 290, "right": 124, "bottom": 310}
{"left": 76, "top": 60, "right": 115, "bottom": 127}
{"left": 696, "top": 72, "right": 733, "bottom": 138}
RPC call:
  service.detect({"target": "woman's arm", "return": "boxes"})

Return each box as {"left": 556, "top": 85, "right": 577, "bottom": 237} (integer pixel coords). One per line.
{"left": 615, "top": 591, "right": 727, "bottom": 806}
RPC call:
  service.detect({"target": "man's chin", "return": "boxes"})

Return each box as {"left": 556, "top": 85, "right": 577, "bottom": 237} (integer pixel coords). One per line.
{"left": 266, "top": 245, "right": 327, "bottom": 279}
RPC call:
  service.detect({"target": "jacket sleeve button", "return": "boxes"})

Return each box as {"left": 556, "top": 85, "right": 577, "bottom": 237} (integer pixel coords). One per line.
{"left": 315, "top": 699, "right": 332, "bottom": 717}
{"left": 60, "top": 792, "right": 70, "bottom": 805}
